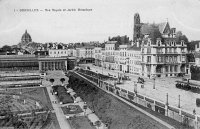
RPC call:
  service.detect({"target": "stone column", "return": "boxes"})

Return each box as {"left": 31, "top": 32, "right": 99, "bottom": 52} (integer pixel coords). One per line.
{"left": 59, "top": 61, "right": 62, "bottom": 70}
{"left": 65, "top": 61, "right": 68, "bottom": 70}
{"left": 52, "top": 62, "right": 55, "bottom": 71}
{"left": 39, "top": 62, "right": 42, "bottom": 71}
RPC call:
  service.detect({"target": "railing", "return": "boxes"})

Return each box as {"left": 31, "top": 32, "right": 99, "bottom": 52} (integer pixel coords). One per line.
{"left": 165, "top": 52, "right": 178, "bottom": 54}
{"left": 0, "top": 55, "right": 36, "bottom": 58}
{"left": 156, "top": 51, "right": 163, "bottom": 54}
{"left": 74, "top": 71, "right": 200, "bottom": 129}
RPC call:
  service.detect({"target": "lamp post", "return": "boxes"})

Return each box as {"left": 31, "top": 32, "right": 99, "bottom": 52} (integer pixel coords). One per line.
{"left": 166, "top": 93, "right": 168, "bottom": 106}
{"left": 102, "top": 60, "right": 104, "bottom": 75}
{"left": 153, "top": 78, "right": 155, "bottom": 89}
{"left": 134, "top": 81, "right": 137, "bottom": 94}
{"left": 178, "top": 95, "right": 180, "bottom": 108}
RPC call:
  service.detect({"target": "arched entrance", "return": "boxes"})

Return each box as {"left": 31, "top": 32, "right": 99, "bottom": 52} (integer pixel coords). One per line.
{"left": 156, "top": 65, "right": 162, "bottom": 77}
{"left": 181, "top": 64, "right": 186, "bottom": 73}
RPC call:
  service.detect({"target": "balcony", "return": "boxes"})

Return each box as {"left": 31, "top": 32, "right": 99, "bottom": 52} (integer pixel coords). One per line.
{"left": 165, "top": 51, "right": 178, "bottom": 54}
{"left": 165, "top": 61, "right": 179, "bottom": 64}
{"left": 156, "top": 51, "right": 164, "bottom": 54}
{"left": 156, "top": 61, "right": 165, "bottom": 64}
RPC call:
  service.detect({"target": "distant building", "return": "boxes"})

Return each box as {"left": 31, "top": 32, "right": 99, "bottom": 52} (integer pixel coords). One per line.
{"left": 21, "top": 30, "right": 32, "bottom": 44}
{"left": 102, "top": 41, "right": 118, "bottom": 69}
{"left": 49, "top": 49, "right": 68, "bottom": 57}
{"left": 94, "top": 47, "right": 102, "bottom": 66}
{"left": 127, "top": 46, "right": 142, "bottom": 75}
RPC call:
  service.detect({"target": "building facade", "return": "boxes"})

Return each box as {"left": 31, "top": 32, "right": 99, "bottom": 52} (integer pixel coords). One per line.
{"left": 94, "top": 47, "right": 102, "bottom": 66}
{"left": 103, "top": 41, "right": 118, "bottom": 70}
{"left": 133, "top": 13, "right": 188, "bottom": 77}
{"left": 127, "top": 46, "right": 142, "bottom": 75}
{"left": 49, "top": 49, "right": 68, "bottom": 57}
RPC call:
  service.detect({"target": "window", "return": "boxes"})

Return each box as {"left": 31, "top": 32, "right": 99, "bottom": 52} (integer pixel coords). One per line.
{"left": 158, "top": 41, "right": 161, "bottom": 46}
{"left": 166, "top": 56, "right": 168, "bottom": 62}
{"left": 169, "top": 48, "right": 172, "bottom": 53}
{"left": 147, "top": 48, "right": 151, "bottom": 53}
{"left": 182, "top": 56, "right": 185, "bottom": 61}
{"left": 175, "top": 65, "right": 178, "bottom": 72}
{"left": 169, "top": 56, "right": 172, "bottom": 62}
{"left": 165, "top": 66, "right": 168, "bottom": 72}
{"left": 181, "top": 41, "right": 184, "bottom": 46}
{"left": 147, "top": 56, "right": 151, "bottom": 63}
{"left": 170, "top": 66, "right": 173, "bottom": 72}
{"left": 174, "top": 48, "right": 177, "bottom": 53}
{"left": 147, "top": 65, "right": 151, "bottom": 72}
{"left": 181, "top": 48, "right": 185, "bottom": 53}
{"left": 174, "top": 56, "right": 177, "bottom": 62}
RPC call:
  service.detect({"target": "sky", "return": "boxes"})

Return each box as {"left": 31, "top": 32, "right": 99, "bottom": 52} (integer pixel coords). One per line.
{"left": 0, "top": 0, "right": 200, "bottom": 47}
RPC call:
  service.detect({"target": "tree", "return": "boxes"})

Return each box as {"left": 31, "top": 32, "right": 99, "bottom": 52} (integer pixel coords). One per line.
{"left": 1, "top": 45, "right": 12, "bottom": 52}
{"left": 60, "top": 78, "right": 65, "bottom": 85}
{"left": 95, "top": 120, "right": 101, "bottom": 129}
{"left": 49, "top": 78, "right": 55, "bottom": 85}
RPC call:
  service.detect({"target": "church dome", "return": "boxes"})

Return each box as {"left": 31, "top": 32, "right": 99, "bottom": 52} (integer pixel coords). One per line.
{"left": 21, "top": 30, "right": 32, "bottom": 43}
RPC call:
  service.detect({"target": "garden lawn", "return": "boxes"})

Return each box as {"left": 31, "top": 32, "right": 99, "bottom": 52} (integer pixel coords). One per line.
{"left": 69, "top": 116, "right": 95, "bottom": 129}
{"left": 61, "top": 105, "right": 83, "bottom": 115}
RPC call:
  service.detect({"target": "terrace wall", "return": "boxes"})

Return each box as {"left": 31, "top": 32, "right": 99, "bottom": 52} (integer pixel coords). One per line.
{"left": 75, "top": 71, "right": 200, "bottom": 129}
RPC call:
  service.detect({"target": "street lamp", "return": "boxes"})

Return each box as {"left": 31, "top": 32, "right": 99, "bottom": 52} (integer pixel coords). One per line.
{"left": 166, "top": 93, "right": 168, "bottom": 106}
{"left": 134, "top": 81, "right": 137, "bottom": 94}
{"left": 178, "top": 95, "right": 180, "bottom": 108}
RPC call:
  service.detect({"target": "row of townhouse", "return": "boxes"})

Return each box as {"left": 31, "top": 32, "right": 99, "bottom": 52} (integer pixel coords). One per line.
{"left": 100, "top": 41, "right": 142, "bottom": 75}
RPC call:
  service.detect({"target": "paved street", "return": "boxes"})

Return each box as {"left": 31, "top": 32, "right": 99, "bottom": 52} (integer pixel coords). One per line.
{"left": 43, "top": 71, "right": 72, "bottom": 129}
{"left": 81, "top": 64, "right": 200, "bottom": 115}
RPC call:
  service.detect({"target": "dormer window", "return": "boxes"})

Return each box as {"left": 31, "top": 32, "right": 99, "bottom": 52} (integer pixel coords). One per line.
{"left": 148, "top": 41, "right": 151, "bottom": 46}
{"left": 158, "top": 41, "right": 161, "bottom": 46}
{"left": 181, "top": 41, "right": 185, "bottom": 46}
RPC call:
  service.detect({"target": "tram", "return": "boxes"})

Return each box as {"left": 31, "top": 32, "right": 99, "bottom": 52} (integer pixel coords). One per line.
{"left": 175, "top": 79, "right": 200, "bottom": 93}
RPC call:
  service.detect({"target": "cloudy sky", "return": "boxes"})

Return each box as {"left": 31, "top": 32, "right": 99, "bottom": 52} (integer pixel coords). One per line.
{"left": 0, "top": 0, "right": 200, "bottom": 47}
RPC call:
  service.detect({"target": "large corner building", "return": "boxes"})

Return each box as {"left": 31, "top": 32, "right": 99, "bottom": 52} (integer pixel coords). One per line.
{"left": 133, "top": 13, "right": 188, "bottom": 77}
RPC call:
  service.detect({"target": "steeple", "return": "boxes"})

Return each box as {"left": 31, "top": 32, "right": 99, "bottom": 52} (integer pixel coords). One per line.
{"left": 133, "top": 13, "right": 141, "bottom": 41}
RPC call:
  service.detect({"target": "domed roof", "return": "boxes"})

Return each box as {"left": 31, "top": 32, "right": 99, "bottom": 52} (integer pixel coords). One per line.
{"left": 21, "top": 30, "right": 32, "bottom": 43}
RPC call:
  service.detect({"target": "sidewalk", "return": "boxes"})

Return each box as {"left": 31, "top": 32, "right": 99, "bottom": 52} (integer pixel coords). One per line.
{"left": 46, "top": 86, "right": 72, "bottom": 129}
{"left": 42, "top": 70, "right": 72, "bottom": 129}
